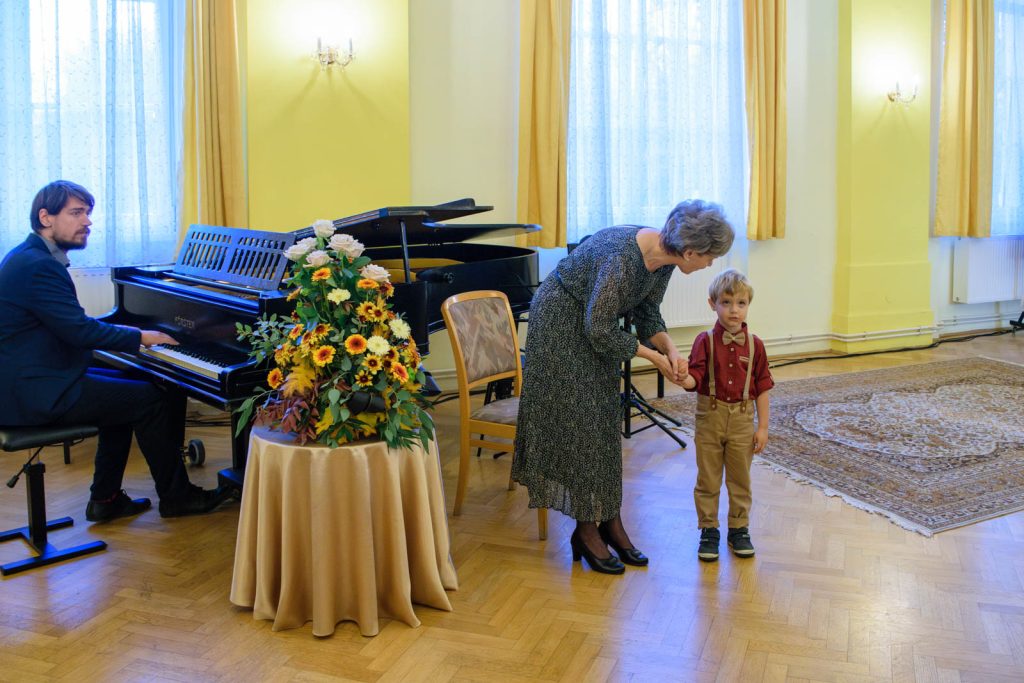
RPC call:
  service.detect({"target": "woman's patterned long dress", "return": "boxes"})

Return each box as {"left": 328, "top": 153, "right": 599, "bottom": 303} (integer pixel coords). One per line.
{"left": 511, "top": 226, "right": 674, "bottom": 522}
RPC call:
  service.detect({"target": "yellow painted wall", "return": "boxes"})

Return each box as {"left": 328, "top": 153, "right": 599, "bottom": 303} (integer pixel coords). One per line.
{"left": 243, "top": 0, "right": 410, "bottom": 232}
{"left": 833, "top": 0, "right": 934, "bottom": 352}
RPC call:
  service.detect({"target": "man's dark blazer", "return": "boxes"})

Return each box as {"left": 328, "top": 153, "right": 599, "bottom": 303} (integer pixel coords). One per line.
{"left": 0, "top": 233, "right": 141, "bottom": 425}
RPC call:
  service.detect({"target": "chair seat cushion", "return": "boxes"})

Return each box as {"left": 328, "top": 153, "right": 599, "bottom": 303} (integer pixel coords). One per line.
{"left": 470, "top": 397, "right": 520, "bottom": 425}
{"left": 0, "top": 425, "right": 99, "bottom": 452}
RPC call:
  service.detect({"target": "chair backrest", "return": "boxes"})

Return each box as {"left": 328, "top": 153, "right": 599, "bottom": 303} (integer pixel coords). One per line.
{"left": 441, "top": 290, "right": 521, "bottom": 390}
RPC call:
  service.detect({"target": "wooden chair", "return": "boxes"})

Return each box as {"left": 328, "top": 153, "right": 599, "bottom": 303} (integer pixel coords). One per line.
{"left": 441, "top": 290, "right": 547, "bottom": 540}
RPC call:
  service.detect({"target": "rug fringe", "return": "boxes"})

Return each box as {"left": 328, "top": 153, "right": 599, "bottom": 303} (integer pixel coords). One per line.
{"left": 753, "top": 457, "right": 936, "bottom": 537}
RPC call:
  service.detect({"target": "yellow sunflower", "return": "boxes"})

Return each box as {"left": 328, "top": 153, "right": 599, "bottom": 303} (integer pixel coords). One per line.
{"left": 287, "top": 323, "right": 304, "bottom": 340}
{"left": 308, "top": 323, "right": 330, "bottom": 341}
{"left": 266, "top": 367, "right": 284, "bottom": 389}
{"left": 344, "top": 334, "right": 367, "bottom": 355}
{"left": 363, "top": 354, "right": 383, "bottom": 374}
{"left": 273, "top": 345, "right": 293, "bottom": 367}
{"left": 354, "top": 370, "right": 374, "bottom": 387}
{"left": 355, "top": 301, "right": 375, "bottom": 322}
{"left": 313, "top": 345, "right": 336, "bottom": 367}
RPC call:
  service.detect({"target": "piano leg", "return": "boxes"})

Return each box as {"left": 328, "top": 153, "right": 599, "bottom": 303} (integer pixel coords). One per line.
{"left": 217, "top": 412, "right": 251, "bottom": 491}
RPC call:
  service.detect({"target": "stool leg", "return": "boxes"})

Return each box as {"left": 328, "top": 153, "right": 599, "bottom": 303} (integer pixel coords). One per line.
{"left": 26, "top": 461, "right": 51, "bottom": 549}
{"left": 63, "top": 440, "right": 72, "bottom": 464}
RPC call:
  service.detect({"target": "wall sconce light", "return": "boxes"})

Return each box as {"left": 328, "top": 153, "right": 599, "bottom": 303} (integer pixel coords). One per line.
{"left": 887, "top": 80, "right": 917, "bottom": 104}
{"left": 314, "top": 37, "right": 354, "bottom": 71}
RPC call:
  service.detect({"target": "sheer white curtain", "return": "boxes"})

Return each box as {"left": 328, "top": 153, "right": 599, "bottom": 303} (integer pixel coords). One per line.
{"left": 567, "top": 0, "right": 747, "bottom": 243}
{"left": 0, "top": 0, "right": 184, "bottom": 267}
{"left": 992, "top": 0, "right": 1024, "bottom": 236}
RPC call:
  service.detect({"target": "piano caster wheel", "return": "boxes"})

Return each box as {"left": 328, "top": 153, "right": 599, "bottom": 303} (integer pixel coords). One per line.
{"left": 184, "top": 439, "right": 206, "bottom": 466}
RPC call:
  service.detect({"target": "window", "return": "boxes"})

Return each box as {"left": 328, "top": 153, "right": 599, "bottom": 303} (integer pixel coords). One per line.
{"left": 992, "top": 0, "right": 1024, "bottom": 236}
{"left": 0, "top": 0, "right": 184, "bottom": 267}
{"left": 567, "top": 0, "right": 747, "bottom": 243}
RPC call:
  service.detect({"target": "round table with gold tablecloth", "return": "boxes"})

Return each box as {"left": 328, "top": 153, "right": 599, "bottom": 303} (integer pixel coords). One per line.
{"left": 229, "top": 427, "right": 458, "bottom": 637}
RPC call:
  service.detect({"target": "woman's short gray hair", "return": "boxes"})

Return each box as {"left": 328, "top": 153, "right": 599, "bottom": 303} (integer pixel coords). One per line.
{"left": 660, "top": 200, "right": 735, "bottom": 257}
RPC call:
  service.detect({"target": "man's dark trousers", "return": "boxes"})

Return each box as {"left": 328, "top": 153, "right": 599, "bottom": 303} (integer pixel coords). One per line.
{"left": 54, "top": 367, "right": 191, "bottom": 501}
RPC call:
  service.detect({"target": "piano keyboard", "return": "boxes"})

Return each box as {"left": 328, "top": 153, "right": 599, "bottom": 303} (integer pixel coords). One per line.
{"left": 139, "top": 344, "right": 226, "bottom": 379}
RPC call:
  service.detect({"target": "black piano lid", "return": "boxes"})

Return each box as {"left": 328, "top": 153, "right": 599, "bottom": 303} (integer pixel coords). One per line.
{"left": 293, "top": 198, "right": 540, "bottom": 248}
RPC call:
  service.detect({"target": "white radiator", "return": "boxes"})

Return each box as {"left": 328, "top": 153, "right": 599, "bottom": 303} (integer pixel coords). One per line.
{"left": 660, "top": 261, "right": 725, "bottom": 328}
{"left": 952, "top": 236, "right": 1024, "bottom": 304}
{"left": 69, "top": 267, "right": 115, "bottom": 316}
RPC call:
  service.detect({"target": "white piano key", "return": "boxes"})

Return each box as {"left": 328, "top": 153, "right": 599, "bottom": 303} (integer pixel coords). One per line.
{"left": 140, "top": 345, "right": 224, "bottom": 380}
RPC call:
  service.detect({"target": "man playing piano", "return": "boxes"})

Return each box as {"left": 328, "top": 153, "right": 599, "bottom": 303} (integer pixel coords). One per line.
{"left": 0, "top": 180, "right": 233, "bottom": 521}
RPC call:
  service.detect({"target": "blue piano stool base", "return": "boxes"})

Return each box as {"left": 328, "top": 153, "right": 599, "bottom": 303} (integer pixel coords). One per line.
{"left": 1, "top": 460, "right": 106, "bottom": 576}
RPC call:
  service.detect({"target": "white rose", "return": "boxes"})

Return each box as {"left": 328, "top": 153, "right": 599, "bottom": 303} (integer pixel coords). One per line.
{"left": 360, "top": 264, "right": 390, "bottom": 283}
{"left": 329, "top": 233, "right": 365, "bottom": 259}
{"left": 366, "top": 335, "right": 390, "bottom": 355}
{"left": 305, "top": 250, "right": 331, "bottom": 267}
{"left": 312, "top": 219, "right": 335, "bottom": 239}
{"left": 388, "top": 318, "right": 411, "bottom": 340}
{"left": 284, "top": 239, "right": 314, "bottom": 261}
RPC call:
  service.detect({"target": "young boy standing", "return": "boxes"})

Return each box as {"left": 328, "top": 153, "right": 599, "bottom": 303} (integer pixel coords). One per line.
{"left": 681, "top": 269, "right": 773, "bottom": 561}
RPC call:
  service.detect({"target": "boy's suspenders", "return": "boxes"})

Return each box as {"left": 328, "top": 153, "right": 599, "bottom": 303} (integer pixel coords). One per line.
{"left": 706, "top": 329, "right": 754, "bottom": 412}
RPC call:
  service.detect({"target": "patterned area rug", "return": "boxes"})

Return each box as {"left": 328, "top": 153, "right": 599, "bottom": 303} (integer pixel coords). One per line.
{"left": 648, "top": 357, "right": 1024, "bottom": 536}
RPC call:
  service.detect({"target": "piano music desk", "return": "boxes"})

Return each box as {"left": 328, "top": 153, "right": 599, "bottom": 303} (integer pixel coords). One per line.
{"left": 229, "top": 427, "right": 458, "bottom": 637}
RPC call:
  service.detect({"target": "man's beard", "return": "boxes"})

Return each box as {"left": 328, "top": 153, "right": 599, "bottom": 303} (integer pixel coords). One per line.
{"left": 54, "top": 237, "right": 87, "bottom": 251}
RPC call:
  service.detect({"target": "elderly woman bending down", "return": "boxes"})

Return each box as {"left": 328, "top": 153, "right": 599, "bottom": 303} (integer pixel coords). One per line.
{"left": 511, "top": 200, "right": 735, "bottom": 574}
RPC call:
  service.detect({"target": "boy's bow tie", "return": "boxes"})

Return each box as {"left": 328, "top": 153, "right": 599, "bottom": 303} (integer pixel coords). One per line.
{"left": 722, "top": 330, "right": 746, "bottom": 345}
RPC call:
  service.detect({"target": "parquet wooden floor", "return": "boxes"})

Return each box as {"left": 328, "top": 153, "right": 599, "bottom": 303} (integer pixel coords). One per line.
{"left": 1, "top": 333, "right": 1022, "bottom": 682}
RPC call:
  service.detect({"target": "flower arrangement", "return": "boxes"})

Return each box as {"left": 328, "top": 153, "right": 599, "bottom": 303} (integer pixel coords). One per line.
{"left": 235, "top": 220, "right": 434, "bottom": 451}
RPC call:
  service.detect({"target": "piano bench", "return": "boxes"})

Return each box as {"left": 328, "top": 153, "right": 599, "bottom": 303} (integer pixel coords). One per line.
{"left": 0, "top": 425, "right": 107, "bottom": 576}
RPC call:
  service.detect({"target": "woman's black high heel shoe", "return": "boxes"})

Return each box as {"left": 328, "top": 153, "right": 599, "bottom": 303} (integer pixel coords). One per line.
{"left": 598, "top": 523, "right": 649, "bottom": 566}
{"left": 570, "top": 530, "right": 625, "bottom": 575}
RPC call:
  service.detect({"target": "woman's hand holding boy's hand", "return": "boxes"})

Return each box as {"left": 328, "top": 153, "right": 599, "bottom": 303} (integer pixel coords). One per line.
{"left": 753, "top": 426, "right": 769, "bottom": 453}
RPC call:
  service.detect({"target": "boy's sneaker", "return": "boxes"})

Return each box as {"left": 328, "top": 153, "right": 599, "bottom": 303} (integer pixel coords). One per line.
{"left": 697, "top": 527, "right": 720, "bottom": 562}
{"left": 727, "top": 527, "right": 755, "bottom": 557}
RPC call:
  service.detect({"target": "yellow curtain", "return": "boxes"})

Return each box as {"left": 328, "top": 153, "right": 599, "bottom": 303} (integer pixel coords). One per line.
{"left": 743, "top": 0, "right": 787, "bottom": 240}
{"left": 182, "top": 0, "right": 247, "bottom": 236}
{"left": 516, "top": 0, "right": 572, "bottom": 249}
{"left": 935, "top": 0, "right": 994, "bottom": 237}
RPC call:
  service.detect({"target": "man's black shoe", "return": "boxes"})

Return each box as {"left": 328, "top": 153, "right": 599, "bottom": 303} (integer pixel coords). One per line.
{"left": 698, "top": 527, "right": 720, "bottom": 562}
{"left": 727, "top": 527, "right": 755, "bottom": 557}
{"left": 85, "top": 490, "right": 152, "bottom": 522}
{"left": 158, "top": 484, "right": 234, "bottom": 518}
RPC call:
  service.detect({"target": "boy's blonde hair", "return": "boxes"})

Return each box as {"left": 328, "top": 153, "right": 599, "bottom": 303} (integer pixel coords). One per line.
{"left": 708, "top": 268, "right": 754, "bottom": 303}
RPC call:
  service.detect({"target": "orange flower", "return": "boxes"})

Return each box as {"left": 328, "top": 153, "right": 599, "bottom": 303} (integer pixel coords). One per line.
{"left": 311, "top": 267, "right": 331, "bottom": 282}
{"left": 380, "top": 281, "right": 394, "bottom": 298}
{"left": 390, "top": 362, "right": 409, "bottom": 383}
{"left": 384, "top": 348, "right": 399, "bottom": 362}
{"left": 344, "top": 334, "right": 367, "bottom": 355}
{"left": 357, "top": 278, "right": 379, "bottom": 290}
{"left": 363, "top": 354, "right": 383, "bottom": 373}
{"left": 287, "top": 288, "right": 302, "bottom": 301}
{"left": 267, "top": 368, "right": 284, "bottom": 389}
{"left": 313, "top": 345, "right": 336, "bottom": 367}
{"left": 288, "top": 324, "right": 304, "bottom": 340}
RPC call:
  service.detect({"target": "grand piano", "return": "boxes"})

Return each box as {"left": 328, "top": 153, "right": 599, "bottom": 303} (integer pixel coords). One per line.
{"left": 95, "top": 199, "right": 540, "bottom": 489}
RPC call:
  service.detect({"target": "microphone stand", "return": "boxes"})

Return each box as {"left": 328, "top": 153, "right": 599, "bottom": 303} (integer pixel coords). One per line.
{"left": 620, "top": 313, "right": 687, "bottom": 449}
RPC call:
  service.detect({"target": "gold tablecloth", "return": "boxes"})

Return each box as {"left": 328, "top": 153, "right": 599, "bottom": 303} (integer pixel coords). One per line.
{"left": 229, "top": 427, "right": 458, "bottom": 636}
